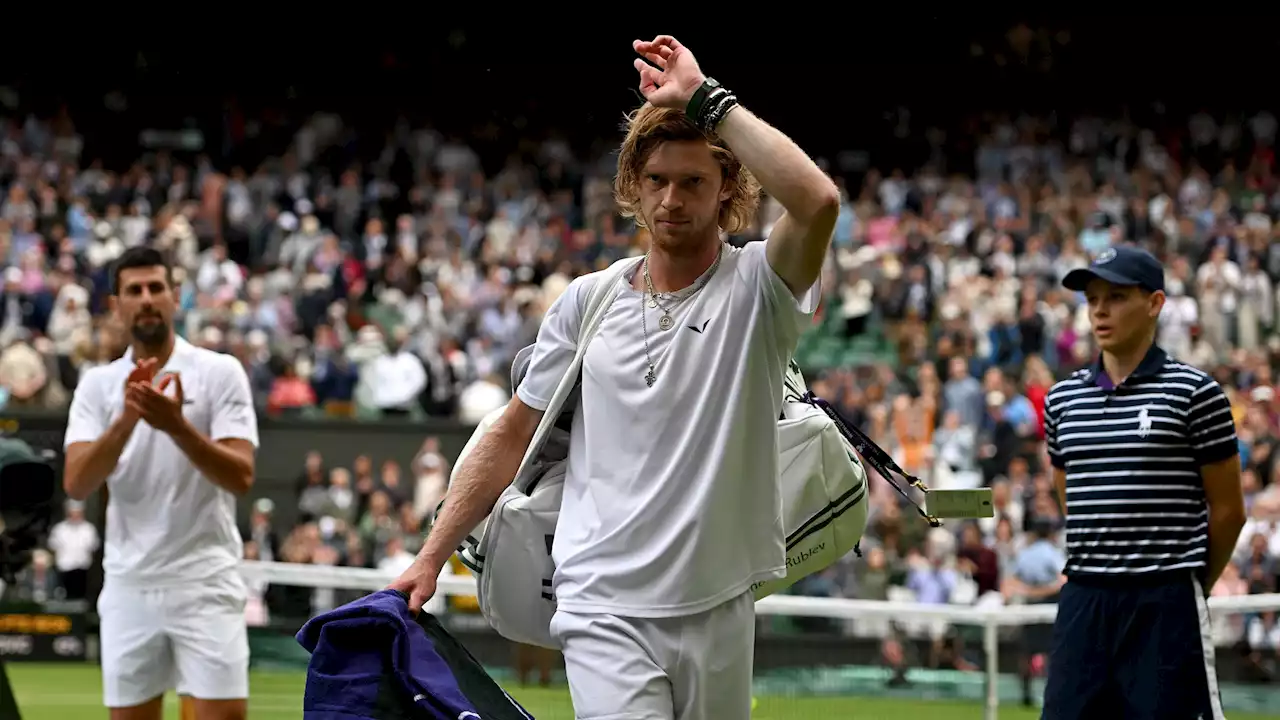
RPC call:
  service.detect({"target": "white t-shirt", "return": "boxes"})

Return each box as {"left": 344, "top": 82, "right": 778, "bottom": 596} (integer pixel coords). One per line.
{"left": 517, "top": 241, "right": 818, "bottom": 618}
{"left": 367, "top": 350, "right": 427, "bottom": 409}
{"left": 64, "top": 336, "right": 259, "bottom": 588}
{"left": 46, "top": 519, "right": 99, "bottom": 573}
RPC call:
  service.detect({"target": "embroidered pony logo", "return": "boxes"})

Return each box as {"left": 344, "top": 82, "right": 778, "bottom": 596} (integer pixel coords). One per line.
{"left": 1137, "top": 407, "right": 1152, "bottom": 438}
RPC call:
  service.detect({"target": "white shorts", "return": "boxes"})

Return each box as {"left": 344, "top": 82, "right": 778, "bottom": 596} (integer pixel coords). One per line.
{"left": 550, "top": 591, "right": 755, "bottom": 720}
{"left": 98, "top": 573, "right": 250, "bottom": 707}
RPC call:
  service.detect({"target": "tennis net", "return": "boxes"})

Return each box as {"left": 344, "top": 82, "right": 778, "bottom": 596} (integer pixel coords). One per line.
{"left": 239, "top": 560, "right": 1280, "bottom": 720}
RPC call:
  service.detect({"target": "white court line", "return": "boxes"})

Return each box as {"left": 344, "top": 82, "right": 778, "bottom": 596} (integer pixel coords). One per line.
{"left": 16, "top": 693, "right": 301, "bottom": 711}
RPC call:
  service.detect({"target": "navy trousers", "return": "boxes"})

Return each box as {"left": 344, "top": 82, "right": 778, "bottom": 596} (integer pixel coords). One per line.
{"left": 1041, "top": 573, "right": 1224, "bottom": 720}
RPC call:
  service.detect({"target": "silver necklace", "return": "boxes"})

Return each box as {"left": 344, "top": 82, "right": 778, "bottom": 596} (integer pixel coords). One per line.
{"left": 641, "top": 243, "right": 725, "bottom": 387}
{"left": 646, "top": 280, "right": 679, "bottom": 332}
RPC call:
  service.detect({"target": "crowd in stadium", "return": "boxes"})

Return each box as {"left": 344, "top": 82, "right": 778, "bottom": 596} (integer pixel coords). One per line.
{"left": 4, "top": 100, "right": 1280, "bottom": 679}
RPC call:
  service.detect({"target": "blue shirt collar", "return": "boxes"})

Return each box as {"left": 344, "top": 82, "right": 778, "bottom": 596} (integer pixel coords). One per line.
{"left": 1088, "top": 343, "right": 1167, "bottom": 390}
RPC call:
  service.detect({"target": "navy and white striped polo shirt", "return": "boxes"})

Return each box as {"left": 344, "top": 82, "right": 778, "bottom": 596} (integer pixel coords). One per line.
{"left": 1043, "top": 345, "right": 1239, "bottom": 579}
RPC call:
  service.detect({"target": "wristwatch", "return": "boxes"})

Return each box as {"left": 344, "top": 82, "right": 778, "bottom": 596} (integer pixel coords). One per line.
{"left": 685, "top": 78, "right": 722, "bottom": 120}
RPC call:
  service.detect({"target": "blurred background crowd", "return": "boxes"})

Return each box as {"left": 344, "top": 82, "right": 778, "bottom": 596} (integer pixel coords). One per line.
{"left": 3, "top": 24, "right": 1280, "bottom": 687}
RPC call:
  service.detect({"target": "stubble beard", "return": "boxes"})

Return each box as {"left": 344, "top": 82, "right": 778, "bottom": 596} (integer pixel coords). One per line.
{"left": 130, "top": 318, "right": 172, "bottom": 349}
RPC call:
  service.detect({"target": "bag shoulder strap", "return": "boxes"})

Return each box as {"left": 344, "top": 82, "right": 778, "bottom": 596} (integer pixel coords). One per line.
{"left": 803, "top": 390, "right": 940, "bottom": 528}
{"left": 513, "top": 256, "right": 642, "bottom": 489}
{"left": 580, "top": 256, "right": 641, "bottom": 343}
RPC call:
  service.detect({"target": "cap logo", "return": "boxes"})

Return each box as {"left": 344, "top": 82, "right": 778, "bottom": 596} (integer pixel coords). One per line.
{"left": 1095, "top": 248, "right": 1117, "bottom": 265}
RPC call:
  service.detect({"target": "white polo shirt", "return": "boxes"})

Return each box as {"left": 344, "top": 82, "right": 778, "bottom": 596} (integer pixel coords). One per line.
{"left": 518, "top": 240, "right": 818, "bottom": 618}
{"left": 64, "top": 336, "right": 259, "bottom": 587}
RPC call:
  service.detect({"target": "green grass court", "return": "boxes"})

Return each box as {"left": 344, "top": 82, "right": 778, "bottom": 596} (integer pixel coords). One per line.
{"left": 9, "top": 663, "right": 1280, "bottom": 719}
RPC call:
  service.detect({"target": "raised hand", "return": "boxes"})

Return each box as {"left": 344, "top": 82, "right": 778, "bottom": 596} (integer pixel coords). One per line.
{"left": 632, "top": 36, "right": 707, "bottom": 110}
{"left": 126, "top": 358, "right": 159, "bottom": 387}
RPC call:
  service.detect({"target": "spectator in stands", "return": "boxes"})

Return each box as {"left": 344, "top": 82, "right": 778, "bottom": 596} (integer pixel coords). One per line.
{"left": 46, "top": 282, "right": 91, "bottom": 358}
{"left": 266, "top": 357, "right": 317, "bottom": 415}
{"left": 352, "top": 455, "right": 376, "bottom": 505}
{"left": 412, "top": 436, "right": 449, "bottom": 516}
{"left": 378, "top": 459, "right": 408, "bottom": 508}
{"left": 295, "top": 450, "right": 325, "bottom": 495}
{"left": 931, "top": 412, "right": 977, "bottom": 495}
{"left": 980, "top": 480, "right": 1022, "bottom": 538}
{"left": 977, "top": 392, "right": 1019, "bottom": 482}
{"left": 0, "top": 333, "right": 61, "bottom": 409}
{"left": 358, "top": 490, "right": 398, "bottom": 563}
{"left": 854, "top": 545, "right": 893, "bottom": 603}
{"left": 377, "top": 536, "right": 415, "bottom": 577}
{"left": 310, "top": 326, "right": 359, "bottom": 416}
{"left": 989, "top": 516, "right": 1021, "bottom": 584}
{"left": 1241, "top": 533, "right": 1277, "bottom": 589}
{"left": 397, "top": 504, "right": 424, "bottom": 556}
{"left": 905, "top": 531, "right": 959, "bottom": 667}
{"left": 363, "top": 326, "right": 425, "bottom": 416}
{"left": 942, "top": 356, "right": 983, "bottom": 427}
{"left": 326, "top": 468, "right": 358, "bottom": 525}
{"left": 956, "top": 522, "right": 999, "bottom": 599}
{"left": 272, "top": 523, "right": 320, "bottom": 621}
{"left": 298, "top": 464, "right": 334, "bottom": 522}
{"left": 12, "top": 549, "right": 59, "bottom": 603}
{"left": 245, "top": 498, "right": 281, "bottom": 562}
{"left": 309, "top": 542, "right": 342, "bottom": 616}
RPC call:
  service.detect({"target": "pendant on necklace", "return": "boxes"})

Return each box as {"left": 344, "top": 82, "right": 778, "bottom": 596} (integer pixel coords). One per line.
{"left": 658, "top": 314, "right": 674, "bottom": 331}
{"left": 645, "top": 368, "right": 657, "bottom": 387}
{"left": 648, "top": 297, "right": 659, "bottom": 309}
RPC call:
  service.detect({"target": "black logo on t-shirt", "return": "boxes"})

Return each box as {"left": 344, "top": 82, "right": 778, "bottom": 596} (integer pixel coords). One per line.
{"left": 687, "top": 319, "right": 711, "bottom": 334}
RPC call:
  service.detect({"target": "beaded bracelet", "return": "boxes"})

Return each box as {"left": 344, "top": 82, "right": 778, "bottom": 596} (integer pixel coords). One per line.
{"left": 685, "top": 78, "right": 739, "bottom": 133}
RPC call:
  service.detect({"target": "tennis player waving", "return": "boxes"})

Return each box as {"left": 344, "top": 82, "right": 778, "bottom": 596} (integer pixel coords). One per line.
{"left": 392, "top": 35, "right": 839, "bottom": 720}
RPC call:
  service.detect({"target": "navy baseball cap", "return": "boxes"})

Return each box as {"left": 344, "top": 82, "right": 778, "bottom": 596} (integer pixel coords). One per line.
{"left": 1062, "top": 245, "right": 1165, "bottom": 294}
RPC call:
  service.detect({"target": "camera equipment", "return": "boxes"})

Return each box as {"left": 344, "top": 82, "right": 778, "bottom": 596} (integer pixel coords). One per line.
{"left": 0, "top": 437, "right": 58, "bottom": 720}
{"left": 0, "top": 439, "right": 57, "bottom": 584}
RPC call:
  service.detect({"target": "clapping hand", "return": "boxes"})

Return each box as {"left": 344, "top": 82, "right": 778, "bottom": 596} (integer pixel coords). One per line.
{"left": 632, "top": 36, "right": 706, "bottom": 110}
{"left": 127, "top": 372, "right": 186, "bottom": 435}
{"left": 120, "top": 359, "right": 159, "bottom": 423}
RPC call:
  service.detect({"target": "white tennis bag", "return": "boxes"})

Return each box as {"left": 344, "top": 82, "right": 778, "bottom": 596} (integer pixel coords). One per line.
{"left": 754, "top": 365, "right": 870, "bottom": 599}
{"left": 446, "top": 257, "right": 870, "bottom": 649}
